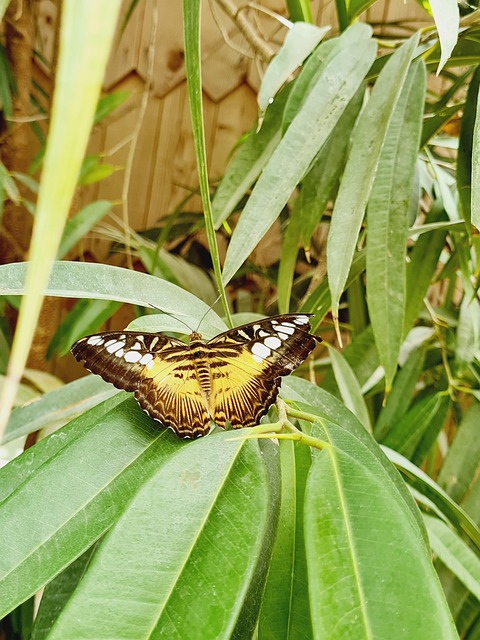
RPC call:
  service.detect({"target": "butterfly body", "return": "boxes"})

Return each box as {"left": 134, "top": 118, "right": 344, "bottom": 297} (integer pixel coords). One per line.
{"left": 71, "top": 314, "right": 320, "bottom": 439}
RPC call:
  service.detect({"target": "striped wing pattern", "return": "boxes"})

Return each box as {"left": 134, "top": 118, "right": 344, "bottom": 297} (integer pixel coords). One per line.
{"left": 71, "top": 314, "right": 320, "bottom": 438}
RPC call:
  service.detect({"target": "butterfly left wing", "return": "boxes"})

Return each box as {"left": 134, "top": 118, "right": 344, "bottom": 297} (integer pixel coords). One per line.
{"left": 71, "top": 331, "right": 185, "bottom": 392}
{"left": 207, "top": 314, "right": 320, "bottom": 429}
{"left": 72, "top": 331, "right": 212, "bottom": 438}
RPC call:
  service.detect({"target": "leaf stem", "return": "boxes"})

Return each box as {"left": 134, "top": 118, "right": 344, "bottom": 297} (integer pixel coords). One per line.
{"left": 183, "top": 0, "right": 232, "bottom": 325}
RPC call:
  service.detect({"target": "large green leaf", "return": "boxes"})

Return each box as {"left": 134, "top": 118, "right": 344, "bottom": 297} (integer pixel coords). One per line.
{"left": 258, "top": 440, "right": 312, "bottom": 639}
{"left": 327, "top": 33, "right": 419, "bottom": 318}
{"left": 222, "top": 25, "right": 376, "bottom": 283}
{"left": 39, "top": 435, "right": 280, "bottom": 639}
{"left": 304, "top": 414, "right": 457, "bottom": 639}
{"left": 0, "top": 399, "right": 181, "bottom": 617}
{"left": 0, "top": 261, "right": 227, "bottom": 333}
{"left": 1, "top": 375, "right": 119, "bottom": 444}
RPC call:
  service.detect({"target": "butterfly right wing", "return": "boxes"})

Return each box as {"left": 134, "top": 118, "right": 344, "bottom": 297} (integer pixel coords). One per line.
{"left": 71, "top": 331, "right": 211, "bottom": 438}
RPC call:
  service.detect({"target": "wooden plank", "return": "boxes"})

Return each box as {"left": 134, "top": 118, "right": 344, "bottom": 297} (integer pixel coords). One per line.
{"left": 104, "top": 0, "right": 146, "bottom": 90}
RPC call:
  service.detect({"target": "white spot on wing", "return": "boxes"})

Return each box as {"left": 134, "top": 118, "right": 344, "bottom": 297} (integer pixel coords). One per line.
{"left": 150, "top": 337, "right": 159, "bottom": 349}
{"left": 251, "top": 342, "right": 271, "bottom": 361}
{"left": 104, "top": 339, "right": 117, "bottom": 347}
{"left": 124, "top": 351, "right": 142, "bottom": 363}
{"left": 87, "top": 336, "right": 104, "bottom": 346}
{"left": 106, "top": 341, "right": 125, "bottom": 354}
{"left": 115, "top": 349, "right": 124, "bottom": 357}
{"left": 277, "top": 332, "right": 289, "bottom": 340}
{"left": 258, "top": 330, "right": 269, "bottom": 338}
{"left": 264, "top": 336, "right": 281, "bottom": 349}
{"left": 278, "top": 324, "right": 295, "bottom": 335}
{"left": 131, "top": 342, "right": 142, "bottom": 350}
{"left": 140, "top": 353, "right": 154, "bottom": 365}
{"left": 237, "top": 329, "right": 250, "bottom": 339}
{"left": 294, "top": 316, "right": 309, "bottom": 325}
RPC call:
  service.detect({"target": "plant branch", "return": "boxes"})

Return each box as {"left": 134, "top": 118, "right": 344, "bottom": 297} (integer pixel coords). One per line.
{"left": 213, "top": 0, "right": 275, "bottom": 63}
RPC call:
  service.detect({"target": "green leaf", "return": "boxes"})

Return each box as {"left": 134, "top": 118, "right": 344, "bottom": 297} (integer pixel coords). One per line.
{"left": 0, "top": 399, "right": 182, "bottom": 618}
{"left": 327, "top": 33, "right": 419, "bottom": 318}
{"left": 41, "top": 435, "right": 280, "bottom": 639}
{"left": 212, "top": 87, "right": 291, "bottom": 228}
{"left": 285, "top": 0, "right": 313, "bottom": 23}
{"left": 31, "top": 545, "right": 99, "bottom": 640}
{"left": 47, "top": 298, "right": 121, "bottom": 359}
{"left": 304, "top": 416, "right": 457, "bottom": 639}
{"left": 0, "top": 261, "right": 227, "bottom": 333}
{"left": 382, "top": 392, "right": 450, "bottom": 463}
{"left": 366, "top": 60, "right": 426, "bottom": 390}
{"left": 0, "top": 2, "right": 122, "bottom": 435}
{"left": 258, "top": 440, "right": 312, "bottom": 639}
{"left": 57, "top": 200, "right": 112, "bottom": 259}
{"left": 295, "top": 84, "right": 364, "bottom": 250}
{"left": 456, "top": 294, "right": 480, "bottom": 369}
{"left": 183, "top": 0, "right": 228, "bottom": 318}
{"left": 374, "top": 346, "right": 426, "bottom": 441}
{"left": 300, "top": 250, "right": 366, "bottom": 328}
{"left": 424, "top": 513, "right": 480, "bottom": 601}
{"left": 77, "top": 155, "right": 119, "bottom": 185}
{"left": 404, "top": 206, "right": 448, "bottom": 333}
{"left": 457, "top": 67, "right": 480, "bottom": 225}
{"left": 222, "top": 25, "right": 376, "bottom": 284}
{"left": 2, "top": 375, "right": 119, "bottom": 445}
{"left": 282, "top": 377, "right": 426, "bottom": 537}
{"left": 326, "top": 344, "right": 371, "bottom": 431}
{"left": 93, "top": 90, "right": 131, "bottom": 125}
{"left": 437, "top": 401, "right": 480, "bottom": 502}
{"left": 428, "top": 0, "right": 459, "bottom": 73}
{"left": 471, "top": 77, "right": 480, "bottom": 230}
{"left": 385, "top": 447, "right": 480, "bottom": 550}
{"left": 258, "top": 23, "right": 330, "bottom": 111}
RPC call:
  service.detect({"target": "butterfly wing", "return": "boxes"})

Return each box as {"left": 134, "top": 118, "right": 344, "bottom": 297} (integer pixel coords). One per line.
{"left": 71, "top": 331, "right": 211, "bottom": 438}
{"left": 207, "top": 314, "right": 320, "bottom": 429}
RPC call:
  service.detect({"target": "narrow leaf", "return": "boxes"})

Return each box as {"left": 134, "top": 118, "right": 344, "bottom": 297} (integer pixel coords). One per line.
{"left": 326, "top": 344, "right": 371, "bottom": 431}
{"left": 222, "top": 27, "right": 376, "bottom": 284}
{"left": 424, "top": 514, "right": 480, "bottom": 601}
{"left": 327, "top": 33, "right": 419, "bottom": 318}
{"left": 0, "top": 1, "right": 122, "bottom": 434}
{"left": 437, "top": 401, "right": 480, "bottom": 502}
{"left": 428, "top": 0, "right": 459, "bottom": 74}
{"left": 374, "top": 346, "right": 425, "bottom": 441}
{"left": 366, "top": 60, "right": 425, "bottom": 390}
{"left": 258, "top": 23, "right": 330, "bottom": 111}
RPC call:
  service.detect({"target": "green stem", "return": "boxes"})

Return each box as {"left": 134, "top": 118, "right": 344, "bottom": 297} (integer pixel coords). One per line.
{"left": 183, "top": 0, "right": 232, "bottom": 325}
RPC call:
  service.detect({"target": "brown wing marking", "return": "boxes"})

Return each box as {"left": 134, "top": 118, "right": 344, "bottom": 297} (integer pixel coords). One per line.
{"left": 71, "top": 331, "right": 184, "bottom": 392}
{"left": 208, "top": 314, "right": 320, "bottom": 429}
{"left": 135, "top": 356, "right": 211, "bottom": 439}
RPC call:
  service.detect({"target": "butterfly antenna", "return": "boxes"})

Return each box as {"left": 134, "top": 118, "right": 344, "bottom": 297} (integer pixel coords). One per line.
{"left": 195, "top": 293, "right": 223, "bottom": 333}
{"left": 148, "top": 303, "right": 193, "bottom": 333}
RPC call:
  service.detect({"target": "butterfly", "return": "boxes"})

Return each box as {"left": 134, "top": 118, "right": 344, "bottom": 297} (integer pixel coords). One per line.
{"left": 71, "top": 313, "right": 321, "bottom": 439}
